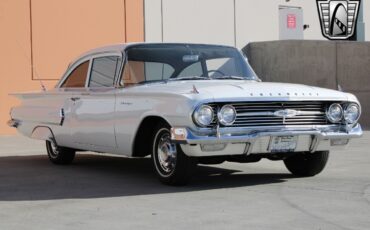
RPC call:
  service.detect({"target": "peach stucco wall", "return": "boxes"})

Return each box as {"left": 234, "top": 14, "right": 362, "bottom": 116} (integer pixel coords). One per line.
{"left": 0, "top": 0, "right": 144, "bottom": 135}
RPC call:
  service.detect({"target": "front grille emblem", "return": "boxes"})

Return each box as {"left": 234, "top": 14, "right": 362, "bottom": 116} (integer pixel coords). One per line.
{"left": 274, "top": 109, "right": 298, "bottom": 124}
{"left": 273, "top": 109, "right": 298, "bottom": 118}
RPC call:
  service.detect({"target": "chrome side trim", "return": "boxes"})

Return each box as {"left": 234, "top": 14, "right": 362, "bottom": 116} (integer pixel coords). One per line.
{"left": 59, "top": 108, "right": 65, "bottom": 126}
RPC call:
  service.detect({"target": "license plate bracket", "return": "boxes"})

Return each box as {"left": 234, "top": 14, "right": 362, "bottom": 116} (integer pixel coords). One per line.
{"left": 269, "top": 136, "right": 298, "bottom": 153}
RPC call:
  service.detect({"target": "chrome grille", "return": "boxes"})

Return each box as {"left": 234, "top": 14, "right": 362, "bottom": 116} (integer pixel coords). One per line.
{"left": 209, "top": 101, "right": 329, "bottom": 127}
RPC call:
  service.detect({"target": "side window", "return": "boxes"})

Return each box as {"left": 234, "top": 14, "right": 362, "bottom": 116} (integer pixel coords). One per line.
{"left": 206, "top": 58, "right": 239, "bottom": 77}
{"left": 144, "top": 62, "right": 174, "bottom": 81}
{"left": 61, "top": 61, "right": 89, "bottom": 88}
{"left": 89, "top": 56, "right": 122, "bottom": 87}
{"left": 121, "top": 61, "right": 174, "bottom": 87}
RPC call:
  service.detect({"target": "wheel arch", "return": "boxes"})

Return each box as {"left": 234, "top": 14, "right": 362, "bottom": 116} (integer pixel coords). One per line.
{"left": 31, "top": 126, "right": 57, "bottom": 144}
{"left": 132, "top": 116, "right": 171, "bottom": 157}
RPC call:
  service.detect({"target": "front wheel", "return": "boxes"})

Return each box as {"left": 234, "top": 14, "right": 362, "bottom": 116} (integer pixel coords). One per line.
{"left": 46, "top": 140, "right": 76, "bottom": 165}
{"left": 284, "top": 151, "right": 329, "bottom": 177}
{"left": 152, "top": 123, "right": 197, "bottom": 185}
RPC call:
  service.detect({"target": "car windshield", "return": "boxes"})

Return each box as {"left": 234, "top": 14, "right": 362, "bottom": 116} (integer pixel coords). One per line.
{"left": 121, "top": 44, "right": 257, "bottom": 86}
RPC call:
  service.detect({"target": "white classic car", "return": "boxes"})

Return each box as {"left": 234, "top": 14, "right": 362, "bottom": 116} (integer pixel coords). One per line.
{"left": 9, "top": 43, "right": 362, "bottom": 185}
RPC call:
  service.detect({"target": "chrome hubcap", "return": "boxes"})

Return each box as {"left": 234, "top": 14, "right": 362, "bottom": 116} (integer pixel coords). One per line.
{"left": 49, "top": 141, "right": 59, "bottom": 158}
{"left": 157, "top": 133, "right": 177, "bottom": 174}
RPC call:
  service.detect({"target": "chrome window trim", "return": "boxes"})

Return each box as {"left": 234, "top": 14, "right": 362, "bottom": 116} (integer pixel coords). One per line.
{"left": 116, "top": 49, "right": 130, "bottom": 88}
{"left": 114, "top": 51, "right": 126, "bottom": 88}
{"left": 85, "top": 58, "right": 93, "bottom": 88}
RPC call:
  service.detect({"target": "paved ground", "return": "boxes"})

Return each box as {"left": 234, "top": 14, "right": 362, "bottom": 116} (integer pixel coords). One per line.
{"left": 0, "top": 133, "right": 369, "bottom": 230}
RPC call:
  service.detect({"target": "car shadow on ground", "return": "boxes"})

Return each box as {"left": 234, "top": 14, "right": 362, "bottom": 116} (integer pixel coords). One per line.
{"left": 0, "top": 154, "right": 294, "bottom": 201}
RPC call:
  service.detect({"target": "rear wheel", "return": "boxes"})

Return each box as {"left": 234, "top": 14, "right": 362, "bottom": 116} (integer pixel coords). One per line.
{"left": 46, "top": 140, "right": 75, "bottom": 165}
{"left": 284, "top": 151, "right": 329, "bottom": 177}
{"left": 152, "top": 122, "right": 197, "bottom": 185}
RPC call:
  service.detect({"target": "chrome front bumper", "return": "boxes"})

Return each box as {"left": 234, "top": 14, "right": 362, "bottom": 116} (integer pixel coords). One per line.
{"left": 172, "top": 124, "right": 363, "bottom": 157}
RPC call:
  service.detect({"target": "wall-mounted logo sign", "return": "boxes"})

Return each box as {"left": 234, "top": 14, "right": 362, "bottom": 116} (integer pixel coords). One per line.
{"left": 317, "top": 0, "right": 361, "bottom": 40}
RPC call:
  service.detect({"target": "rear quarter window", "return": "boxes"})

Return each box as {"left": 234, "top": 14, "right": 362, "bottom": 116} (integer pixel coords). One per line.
{"left": 61, "top": 61, "right": 89, "bottom": 88}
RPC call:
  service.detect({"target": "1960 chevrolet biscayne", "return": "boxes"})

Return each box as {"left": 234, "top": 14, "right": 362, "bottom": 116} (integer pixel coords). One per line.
{"left": 8, "top": 43, "right": 363, "bottom": 185}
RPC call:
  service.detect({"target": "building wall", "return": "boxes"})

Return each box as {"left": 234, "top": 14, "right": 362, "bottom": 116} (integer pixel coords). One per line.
{"left": 144, "top": 0, "right": 370, "bottom": 47}
{"left": 0, "top": 0, "right": 144, "bottom": 135}
{"left": 364, "top": 1, "right": 370, "bottom": 40}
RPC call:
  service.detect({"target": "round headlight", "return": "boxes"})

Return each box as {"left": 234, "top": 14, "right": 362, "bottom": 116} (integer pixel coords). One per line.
{"left": 344, "top": 103, "right": 360, "bottom": 124}
{"left": 326, "top": 103, "right": 343, "bottom": 123}
{"left": 193, "top": 105, "right": 214, "bottom": 127}
{"left": 218, "top": 105, "right": 236, "bottom": 126}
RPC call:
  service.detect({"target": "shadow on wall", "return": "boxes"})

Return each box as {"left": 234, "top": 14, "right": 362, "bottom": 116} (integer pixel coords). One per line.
{"left": 242, "top": 40, "right": 370, "bottom": 129}
{"left": 0, "top": 154, "right": 294, "bottom": 201}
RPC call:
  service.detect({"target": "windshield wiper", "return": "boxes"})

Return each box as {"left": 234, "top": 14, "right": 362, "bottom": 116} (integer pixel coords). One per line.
{"left": 211, "top": 76, "right": 245, "bottom": 80}
{"left": 138, "top": 80, "right": 166, "bottom": 85}
{"left": 168, "top": 76, "right": 210, "bottom": 81}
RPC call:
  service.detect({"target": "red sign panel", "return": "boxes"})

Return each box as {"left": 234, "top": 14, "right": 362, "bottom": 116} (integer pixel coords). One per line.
{"left": 287, "top": 14, "right": 296, "bottom": 29}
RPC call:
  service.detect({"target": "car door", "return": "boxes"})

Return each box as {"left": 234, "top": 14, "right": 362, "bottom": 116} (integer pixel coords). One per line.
{"left": 57, "top": 59, "right": 91, "bottom": 149}
{"left": 70, "top": 54, "right": 123, "bottom": 150}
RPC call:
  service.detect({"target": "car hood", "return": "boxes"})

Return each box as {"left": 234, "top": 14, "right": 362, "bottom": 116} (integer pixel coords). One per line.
{"left": 135, "top": 80, "right": 351, "bottom": 102}
{"left": 193, "top": 81, "right": 348, "bottom": 100}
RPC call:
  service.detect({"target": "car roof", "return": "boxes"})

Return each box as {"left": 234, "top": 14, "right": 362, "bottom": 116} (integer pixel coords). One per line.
{"left": 72, "top": 42, "right": 236, "bottom": 64}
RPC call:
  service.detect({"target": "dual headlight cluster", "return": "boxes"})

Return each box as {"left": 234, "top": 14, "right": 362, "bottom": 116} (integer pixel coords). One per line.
{"left": 326, "top": 103, "right": 361, "bottom": 124}
{"left": 193, "top": 104, "right": 236, "bottom": 127}
{"left": 193, "top": 102, "right": 361, "bottom": 127}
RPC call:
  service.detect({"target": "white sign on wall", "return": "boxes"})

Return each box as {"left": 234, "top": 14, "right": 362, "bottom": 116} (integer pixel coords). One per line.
{"left": 279, "top": 6, "right": 304, "bottom": 40}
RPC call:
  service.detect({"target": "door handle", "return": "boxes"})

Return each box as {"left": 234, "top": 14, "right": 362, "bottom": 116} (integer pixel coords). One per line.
{"left": 70, "top": 97, "right": 80, "bottom": 102}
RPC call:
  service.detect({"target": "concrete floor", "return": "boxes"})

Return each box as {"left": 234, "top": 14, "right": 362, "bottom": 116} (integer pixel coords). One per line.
{"left": 0, "top": 133, "right": 369, "bottom": 230}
